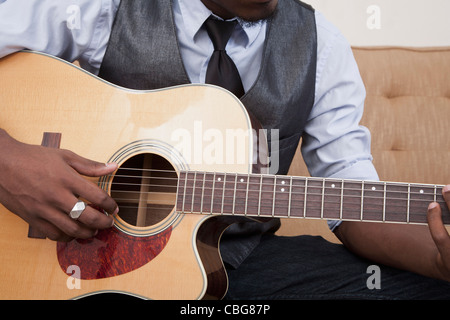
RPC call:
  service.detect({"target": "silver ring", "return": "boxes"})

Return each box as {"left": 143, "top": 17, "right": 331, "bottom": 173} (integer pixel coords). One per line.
{"left": 69, "top": 200, "right": 86, "bottom": 220}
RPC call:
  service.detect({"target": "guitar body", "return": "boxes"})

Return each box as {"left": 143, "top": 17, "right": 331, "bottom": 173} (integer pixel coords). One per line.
{"left": 0, "top": 52, "right": 256, "bottom": 299}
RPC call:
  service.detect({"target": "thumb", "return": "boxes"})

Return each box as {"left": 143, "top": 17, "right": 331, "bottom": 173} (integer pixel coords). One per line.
{"left": 63, "top": 150, "right": 118, "bottom": 177}
{"left": 427, "top": 202, "right": 450, "bottom": 255}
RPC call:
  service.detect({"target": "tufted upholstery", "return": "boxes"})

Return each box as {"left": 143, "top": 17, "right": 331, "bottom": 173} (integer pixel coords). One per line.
{"left": 277, "top": 47, "right": 450, "bottom": 242}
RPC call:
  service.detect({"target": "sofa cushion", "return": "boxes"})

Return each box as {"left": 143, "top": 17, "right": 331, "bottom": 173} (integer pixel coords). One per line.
{"left": 353, "top": 47, "right": 450, "bottom": 185}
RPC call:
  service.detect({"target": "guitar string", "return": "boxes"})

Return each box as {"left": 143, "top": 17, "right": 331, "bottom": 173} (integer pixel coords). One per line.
{"left": 112, "top": 201, "right": 446, "bottom": 222}
{"left": 111, "top": 168, "right": 446, "bottom": 192}
{"left": 113, "top": 167, "right": 448, "bottom": 191}
{"left": 109, "top": 173, "right": 444, "bottom": 195}
{"left": 104, "top": 169, "right": 447, "bottom": 217}
{"left": 110, "top": 180, "right": 443, "bottom": 196}
{"left": 109, "top": 185, "right": 446, "bottom": 206}
{"left": 109, "top": 189, "right": 447, "bottom": 216}
{"left": 107, "top": 177, "right": 446, "bottom": 204}
{"left": 113, "top": 167, "right": 444, "bottom": 188}
{"left": 112, "top": 198, "right": 445, "bottom": 213}
{"left": 110, "top": 191, "right": 446, "bottom": 207}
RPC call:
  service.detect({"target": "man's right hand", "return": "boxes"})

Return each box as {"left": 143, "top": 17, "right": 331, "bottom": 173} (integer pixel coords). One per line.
{"left": 0, "top": 129, "right": 118, "bottom": 242}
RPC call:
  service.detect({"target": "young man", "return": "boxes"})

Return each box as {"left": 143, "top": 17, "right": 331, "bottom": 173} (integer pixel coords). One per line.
{"left": 1, "top": 0, "right": 450, "bottom": 299}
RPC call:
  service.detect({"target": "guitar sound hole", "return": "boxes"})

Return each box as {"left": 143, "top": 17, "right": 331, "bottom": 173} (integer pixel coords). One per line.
{"left": 110, "top": 153, "right": 178, "bottom": 227}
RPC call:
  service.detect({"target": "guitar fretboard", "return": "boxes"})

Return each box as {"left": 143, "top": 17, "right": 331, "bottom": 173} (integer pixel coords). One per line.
{"left": 176, "top": 171, "right": 450, "bottom": 225}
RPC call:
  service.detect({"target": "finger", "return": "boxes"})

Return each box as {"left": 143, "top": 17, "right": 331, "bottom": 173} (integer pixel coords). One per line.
{"left": 443, "top": 185, "right": 450, "bottom": 207}
{"left": 75, "top": 204, "right": 115, "bottom": 230}
{"left": 64, "top": 194, "right": 115, "bottom": 230}
{"left": 59, "top": 150, "right": 119, "bottom": 215}
{"left": 29, "top": 217, "right": 74, "bottom": 242}
{"left": 427, "top": 202, "right": 450, "bottom": 253}
{"left": 63, "top": 150, "right": 118, "bottom": 177}
{"left": 53, "top": 208, "right": 99, "bottom": 239}
{"left": 40, "top": 205, "right": 98, "bottom": 240}
{"left": 70, "top": 175, "right": 118, "bottom": 215}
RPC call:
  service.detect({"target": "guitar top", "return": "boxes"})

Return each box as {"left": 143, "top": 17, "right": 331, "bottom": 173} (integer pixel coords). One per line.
{"left": 0, "top": 51, "right": 254, "bottom": 299}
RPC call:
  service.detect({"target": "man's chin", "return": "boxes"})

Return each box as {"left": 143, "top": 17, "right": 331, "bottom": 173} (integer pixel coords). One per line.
{"left": 237, "top": 0, "right": 278, "bottom": 23}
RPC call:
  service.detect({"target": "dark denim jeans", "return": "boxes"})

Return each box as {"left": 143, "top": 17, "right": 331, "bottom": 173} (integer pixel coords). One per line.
{"left": 224, "top": 234, "right": 450, "bottom": 300}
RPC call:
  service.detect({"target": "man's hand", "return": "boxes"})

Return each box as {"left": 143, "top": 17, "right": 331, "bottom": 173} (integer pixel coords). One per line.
{"left": 0, "top": 130, "right": 118, "bottom": 242}
{"left": 335, "top": 184, "right": 450, "bottom": 283}
{"left": 427, "top": 185, "right": 450, "bottom": 281}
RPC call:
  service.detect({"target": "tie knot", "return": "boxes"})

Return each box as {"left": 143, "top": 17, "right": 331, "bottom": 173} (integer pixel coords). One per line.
{"left": 204, "top": 17, "right": 238, "bottom": 51}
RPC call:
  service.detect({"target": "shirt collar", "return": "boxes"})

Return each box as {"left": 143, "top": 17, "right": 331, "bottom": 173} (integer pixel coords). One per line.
{"left": 176, "top": 0, "right": 264, "bottom": 47}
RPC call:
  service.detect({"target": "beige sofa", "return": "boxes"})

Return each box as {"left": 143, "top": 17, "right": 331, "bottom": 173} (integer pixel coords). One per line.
{"left": 277, "top": 47, "right": 450, "bottom": 242}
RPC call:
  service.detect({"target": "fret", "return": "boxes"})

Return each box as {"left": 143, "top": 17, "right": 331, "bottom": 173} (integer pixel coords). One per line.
{"left": 438, "top": 188, "right": 450, "bottom": 224}
{"left": 182, "top": 171, "right": 196, "bottom": 213}
{"left": 272, "top": 176, "right": 277, "bottom": 217}
{"left": 288, "top": 177, "right": 293, "bottom": 218}
{"left": 321, "top": 179, "right": 325, "bottom": 219}
{"left": 206, "top": 172, "right": 214, "bottom": 213}
{"left": 360, "top": 181, "right": 364, "bottom": 221}
{"left": 340, "top": 180, "right": 344, "bottom": 221}
{"left": 191, "top": 171, "right": 197, "bottom": 213}
{"left": 408, "top": 184, "right": 450, "bottom": 225}
{"left": 245, "top": 173, "right": 250, "bottom": 216}
{"left": 182, "top": 171, "right": 189, "bottom": 213}
{"left": 176, "top": 171, "right": 186, "bottom": 212}
{"left": 407, "top": 183, "right": 411, "bottom": 223}
{"left": 383, "top": 182, "right": 386, "bottom": 222}
{"left": 221, "top": 172, "right": 236, "bottom": 215}
{"left": 200, "top": 172, "right": 206, "bottom": 214}
{"left": 189, "top": 172, "right": 205, "bottom": 214}
{"left": 259, "top": 175, "right": 276, "bottom": 217}
{"left": 384, "top": 182, "right": 409, "bottom": 223}
{"left": 258, "top": 175, "right": 263, "bottom": 216}
{"left": 232, "top": 173, "right": 238, "bottom": 215}
{"left": 303, "top": 178, "right": 308, "bottom": 218}
{"left": 409, "top": 184, "right": 436, "bottom": 224}
{"left": 209, "top": 172, "right": 223, "bottom": 214}
{"left": 289, "top": 177, "right": 306, "bottom": 218}
{"left": 204, "top": 172, "right": 215, "bottom": 214}
{"left": 183, "top": 171, "right": 192, "bottom": 212}
{"left": 175, "top": 170, "right": 181, "bottom": 212}
{"left": 233, "top": 174, "right": 249, "bottom": 216}
{"left": 321, "top": 179, "right": 342, "bottom": 220}
{"left": 245, "top": 174, "right": 262, "bottom": 216}
{"left": 210, "top": 172, "right": 216, "bottom": 215}
{"left": 304, "top": 178, "right": 323, "bottom": 219}
{"left": 362, "top": 181, "right": 385, "bottom": 222}
{"left": 272, "top": 177, "right": 290, "bottom": 218}
{"left": 221, "top": 173, "right": 226, "bottom": 215}
{"left": 341, "top": 180, "right": 363, "bottom": 221}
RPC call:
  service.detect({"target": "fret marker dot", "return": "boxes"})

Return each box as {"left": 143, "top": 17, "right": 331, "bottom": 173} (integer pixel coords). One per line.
{"left": 420, "top": 189, "right": 424, "bottom": 194}
{"left": 217, "top": 178, "right": 221, "bottom": 182}
{"left": 240, "top": 178, "right": 244, "bottom": 183}
{"left": 372, "top": 187, "right": 376, "bottom": 191}
{"left": 281, "top": 181, "right": 286, "bottom": 185}
{"left": 331, "top": 184, "right": 335, "bottom": 188}
{"left": 281, "top": 188, "right": 285, "bottom": 192}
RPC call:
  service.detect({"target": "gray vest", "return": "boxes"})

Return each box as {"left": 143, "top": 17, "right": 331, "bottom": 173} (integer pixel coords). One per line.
{"left": 98, "top": 0, "right": 317, "bottom": 268}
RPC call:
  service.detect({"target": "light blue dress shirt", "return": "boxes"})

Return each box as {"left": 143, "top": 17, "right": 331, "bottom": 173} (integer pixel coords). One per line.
{"left": 0, "top": 0, "right": 380, "bottom": 230}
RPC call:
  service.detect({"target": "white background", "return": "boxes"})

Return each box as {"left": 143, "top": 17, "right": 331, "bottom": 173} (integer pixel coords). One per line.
{"left": 306, "top": 0, "right": 450, "bottom": 46}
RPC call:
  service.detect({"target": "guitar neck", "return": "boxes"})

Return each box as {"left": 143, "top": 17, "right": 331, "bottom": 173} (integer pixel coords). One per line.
{"left": 176, "top": 171, "right": 450, "bottom": 225}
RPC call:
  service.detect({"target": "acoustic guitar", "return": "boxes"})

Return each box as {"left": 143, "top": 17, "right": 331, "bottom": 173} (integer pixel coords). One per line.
{"left": 0, "top": 51, "right": 448, "bottom": 299}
